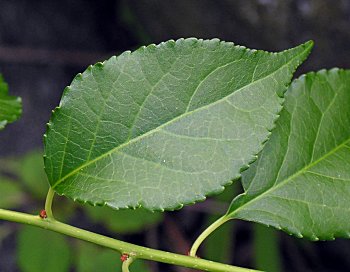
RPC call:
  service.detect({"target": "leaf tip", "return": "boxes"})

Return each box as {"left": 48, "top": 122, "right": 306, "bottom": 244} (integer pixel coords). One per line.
{"left": 304, "top": 39, "right": 314, "bottom": 50}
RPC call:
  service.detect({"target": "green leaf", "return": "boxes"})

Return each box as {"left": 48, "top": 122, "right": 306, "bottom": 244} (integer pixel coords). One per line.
{"left": 84, "top": 205, "right": 163, "bottom": 234}
{"left": 0, "top": 151, "right": 49, "bottom": 199}
{"left": 0, "top": 176, "right": 24, "bottom": 208}
{"left": 75, "top": 242, "right": 151, "bottom": 272}
{"left": 227, "top": 69, "right": 350, "bottom": 240}
{"left": 44, "top": 38, "right": 312, "bottom": 210}
{"left": 254, "top": 224, "right": 281, "bottom": 272}
{"left": 17, "top": 226, "right": 71, "bottom": 272}
{"left": 0, "top": 74, "right": 22, "bottom": 130}
{"left": 18, "top": 151, "right": 49, "bottom": 199}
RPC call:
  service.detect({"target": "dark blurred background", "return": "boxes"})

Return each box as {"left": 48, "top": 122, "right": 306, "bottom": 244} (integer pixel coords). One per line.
{"left": 0, "top": 0, "right": 350, "bottom": 271}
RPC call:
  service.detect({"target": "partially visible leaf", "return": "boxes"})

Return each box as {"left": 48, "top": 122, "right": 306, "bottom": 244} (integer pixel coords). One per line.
{"left": 18, "top": 151, "right": 49, "bottom": 199}
{"left": 0, "top": 151, "right": 49, "bottom": 199}
{"left": 44, "top": 38, "right": 312, "bottom": 211}
{"left": 51, "top": 197, "right": 78, "bottom": 222}
{"left": 75, "top": 241, "right": 151, "bottom": 272}
{"left": 0, "top": 176, "right": 24, "bottom": 208}
{"left": 227, "top": 69, "right": 350, "bottom": 240}
{"left": 17, "top": 226, "right": 71, "bottom": 272}
{"left": 0, "top": 74, "right": 22, "bottom": 130}
{"left": 84, "top": 205, "right": 163, "bottom": 234}
{"left": 254, "top": 224, "right": 281, "bottom": 272}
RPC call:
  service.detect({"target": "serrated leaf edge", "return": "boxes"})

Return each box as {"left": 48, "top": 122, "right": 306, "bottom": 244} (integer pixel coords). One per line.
{"left": 43, "top": 38, "right": 313, "bottom": 211}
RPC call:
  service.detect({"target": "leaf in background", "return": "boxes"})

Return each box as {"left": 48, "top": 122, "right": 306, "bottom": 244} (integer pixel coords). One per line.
{"left": 44, "top": 38, "right": 312, "bottom": 210}
{"left": 204, "top": 184, "right": 236, "bottom": 262}
{"left": 227, "top": 69, "right": 350, "bottom": 240}
{"left": 0, "top": 151, "right": 49, "bottom": 199}
{"left": 84, "top": 205, "right": 163, "bottom": 234}
{"left": 75, "top": 242, "right": 151, "bottom": 272}
{"left": 17, "top": 151, "right": 49, "bottom": 199}
{"left": 0, "top": 74, "right": 22, "bottom": 130}
{"left": 254, "top": 224, "right": 281, "bottom": 272}
{"left": 204, "top": 214, "right": 234, "bottom": 263}
{"left": 17, "top": 226, "right": 71, "bottom": 272}
{"left": 0, "top": 150, "right": 76, "bottom": 220}
{"left": 0, "top": 176, "right": 24, "bottom": 208}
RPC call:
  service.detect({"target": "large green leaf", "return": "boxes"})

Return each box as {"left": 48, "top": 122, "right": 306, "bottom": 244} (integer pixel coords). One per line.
{"left": 44, "top": 38, "right": 312, "bottom": 210}
{"left": 227, "top": 69, "right": 350, "bottom": 240}
{"left": 0, "top": 74, "right": 22, "bottom": 130}
{"left": 17, "top": 226, "right": 71, "bottom": 272}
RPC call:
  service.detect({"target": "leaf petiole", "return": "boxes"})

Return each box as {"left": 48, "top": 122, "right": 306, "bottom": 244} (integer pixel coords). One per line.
{"left": 190, "top": 215, "right": 230, "bottom": 257}
{"left": 122, "top": 255, "right": 135, "bottom": 272}
{"left": 44, "top": 187, "right": 55, "bottom": 219}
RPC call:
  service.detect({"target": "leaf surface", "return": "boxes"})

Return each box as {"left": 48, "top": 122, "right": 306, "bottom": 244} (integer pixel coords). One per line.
{"left": 44, "top": 38, "right": 312, "bottom": 210}
{"left": 0, "top": 74, "right": 22, "bottom": 130}
{"left": 227, "top": 69, "right": 350, "bottom": 240}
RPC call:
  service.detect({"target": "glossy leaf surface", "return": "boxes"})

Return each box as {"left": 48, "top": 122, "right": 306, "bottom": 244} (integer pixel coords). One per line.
{"left": 0, "top": 74, "right": 21, "bottom": 130}
{"left": 44, "top": 38, "right": 312, "bottom": 210}
{"left": 227, "top": 69, "right": 350, "bottom": 240}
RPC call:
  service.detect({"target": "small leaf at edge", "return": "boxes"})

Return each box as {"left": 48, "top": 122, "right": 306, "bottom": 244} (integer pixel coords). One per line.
{"left": 0, "top": 74, "right": 22, "bottom": 130}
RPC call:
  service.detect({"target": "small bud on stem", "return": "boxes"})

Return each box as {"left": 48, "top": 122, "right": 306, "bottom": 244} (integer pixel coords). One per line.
{"left": 120, "top": 253, "right": 129, "bottom": 262}
{"left": 39, "top": 210, "right": 47, "bottom": 219}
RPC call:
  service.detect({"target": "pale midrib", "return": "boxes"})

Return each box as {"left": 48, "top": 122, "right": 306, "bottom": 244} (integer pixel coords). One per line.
{"left": 52, "top": 48, "right": 309, "bottom": 188}
{"left": 229, "top": 137, "right": 350, "bottom": 217}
